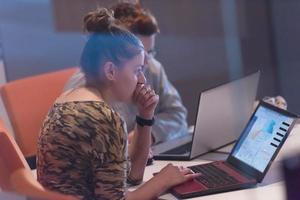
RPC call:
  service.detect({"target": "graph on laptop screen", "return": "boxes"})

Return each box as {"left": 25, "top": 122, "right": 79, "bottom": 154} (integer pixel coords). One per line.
{"left": 232, "top": 105, "right": 294, "bottom": 172}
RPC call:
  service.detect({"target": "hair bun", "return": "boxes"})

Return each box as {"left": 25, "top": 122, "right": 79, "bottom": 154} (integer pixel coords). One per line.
{"left": 83, "top": 8, "right": 115, "bottom": 33}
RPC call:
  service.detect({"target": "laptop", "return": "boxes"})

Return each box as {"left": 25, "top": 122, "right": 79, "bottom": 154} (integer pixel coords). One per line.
{"left": 153, "top": 71, "right": 260, "bottom": 160}
{"left": 170, "top": 101, "right": 298, "bottom": 199}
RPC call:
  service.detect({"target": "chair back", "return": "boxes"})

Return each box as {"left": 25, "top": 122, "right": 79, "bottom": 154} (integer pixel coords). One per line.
{"left": 0, "top": 67, "right": 78, "bottom": 157}
{"left": 0, "top": 119, "right": 77, "bottom": 200}
{"left": 0, "top": 119, "right": 29, "bottom": 191}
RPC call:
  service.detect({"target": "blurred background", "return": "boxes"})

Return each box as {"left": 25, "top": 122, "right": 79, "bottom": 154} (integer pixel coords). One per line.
{"left": 0, "top": 0, "right": 299, "bottom": 125}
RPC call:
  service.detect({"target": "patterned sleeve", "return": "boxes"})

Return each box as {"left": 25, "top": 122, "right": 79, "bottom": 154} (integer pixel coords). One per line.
{"left": 37, "top": 120, "right": 100, "bottom": 200}
{"left": 91, "top": 112, "right": 128, "bottom": 200}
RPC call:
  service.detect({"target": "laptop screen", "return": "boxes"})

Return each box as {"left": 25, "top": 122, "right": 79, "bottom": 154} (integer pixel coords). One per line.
{"left": 231, "top": 104, "right": 294, "bottom": 172}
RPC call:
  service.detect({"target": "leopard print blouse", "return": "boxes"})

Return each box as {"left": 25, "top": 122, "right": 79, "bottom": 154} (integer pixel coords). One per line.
{"left": 37, "top": 101, "right": 129, "bottom": 200}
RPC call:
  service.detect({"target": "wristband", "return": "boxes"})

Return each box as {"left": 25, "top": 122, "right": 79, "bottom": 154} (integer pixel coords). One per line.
{"left": 136, "top": 115, "right": 155, "bottom": 127}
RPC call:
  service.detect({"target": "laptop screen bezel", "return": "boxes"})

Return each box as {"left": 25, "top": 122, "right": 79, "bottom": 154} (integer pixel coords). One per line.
{"left": 227, "top": 100, "right": 298, "bottom": 182}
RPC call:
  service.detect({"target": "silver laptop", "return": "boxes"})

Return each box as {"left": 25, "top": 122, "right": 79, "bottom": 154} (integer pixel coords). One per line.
{"left": 153, "top": 71, "right": 260, "bottom": 160}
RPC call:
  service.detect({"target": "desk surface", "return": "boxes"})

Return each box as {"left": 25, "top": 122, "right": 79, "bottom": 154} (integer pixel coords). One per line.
{"left": 140, "top": 124, "right": 300, "bottom": 200}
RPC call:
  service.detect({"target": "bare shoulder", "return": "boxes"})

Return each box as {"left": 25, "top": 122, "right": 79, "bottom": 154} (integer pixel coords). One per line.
{"left": 55, "top": 87, "right": 102, "bottom": 103}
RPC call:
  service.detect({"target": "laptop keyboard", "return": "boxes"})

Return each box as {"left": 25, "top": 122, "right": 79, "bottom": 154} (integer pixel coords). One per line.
{"left": 190, "top": 164, "right": 239, "bottom": 188}
{"left": 162, "top": 142, "right": 192, "bottom": 154}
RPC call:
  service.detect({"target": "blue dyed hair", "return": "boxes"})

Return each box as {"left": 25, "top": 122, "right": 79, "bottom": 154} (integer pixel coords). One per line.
{"left": 80, "top": 8, "right": 144, "bottom": 82}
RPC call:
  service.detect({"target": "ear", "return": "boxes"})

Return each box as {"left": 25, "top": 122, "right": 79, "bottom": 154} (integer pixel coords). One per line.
{"left": 103, "top": 61, "right": 117, "bottom": 81}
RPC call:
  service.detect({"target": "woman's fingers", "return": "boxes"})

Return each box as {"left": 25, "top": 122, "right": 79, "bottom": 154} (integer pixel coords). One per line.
{"left": 132, "top": 83, "right": 144, "bottom": 102}
{"left": 184, "top": 173, "right": 201, "bottom": 181}
{"left": 135, "top": 85, "right": 157, "bottom": 106}
{"left": 135, "top": 85, "right": 147, "bottom": 100}
{"left": 143, "top": 88, "right": 153, "bottom": 101}
{"left": 143, "top": 93, "right": 158, "bottom": 108}
{"left": 138, "top": 87, "right": 151, "bottom": 102}
{"left": 179, "top": 167, "right": 201, "bottom": 181}
{"left": 133, "top": 83, "right": 159, "bottom": 118}
{"left": 180, "top": 168, "right": 193, "bottom": 174}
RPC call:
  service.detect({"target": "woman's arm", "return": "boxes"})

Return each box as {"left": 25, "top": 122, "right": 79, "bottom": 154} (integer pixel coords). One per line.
{"left": 128, "top": 124, "right": 152, "bottom": 183}
{"left": 128, "top": 83, "right": 158, "bottom": 182}
{"left": 126, "top": 163, "right": 200, "bottom": 200}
